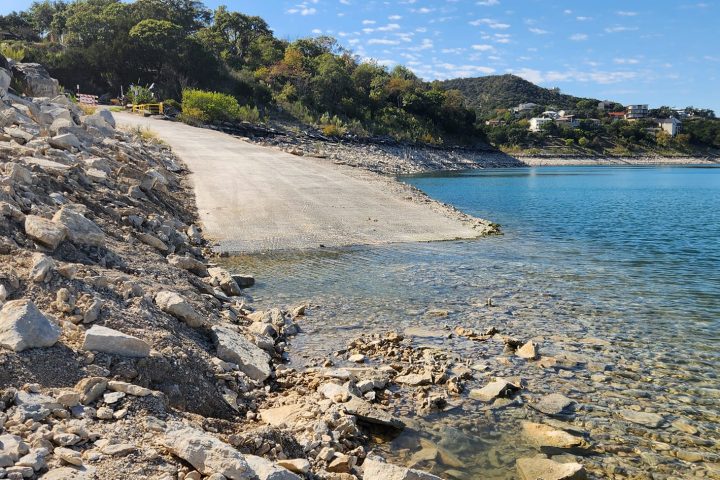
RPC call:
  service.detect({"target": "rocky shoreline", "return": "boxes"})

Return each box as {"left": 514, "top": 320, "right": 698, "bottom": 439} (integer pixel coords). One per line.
{"left": 210, "top": 122, "right": 718, "bottom": 175}
{"left": 2, "top": 61, "right": 717, "bottom": 480}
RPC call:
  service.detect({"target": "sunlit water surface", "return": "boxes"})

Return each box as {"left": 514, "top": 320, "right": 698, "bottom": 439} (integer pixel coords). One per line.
{"left": 223, "top": 166, "right": 720, "bottom": 479}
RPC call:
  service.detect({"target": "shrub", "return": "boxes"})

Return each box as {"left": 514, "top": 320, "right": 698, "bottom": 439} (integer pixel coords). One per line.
{"left": 0, "top": 42, "right": 26, "bottom": 61}
{"left": 237, "top": 105, "right": 261, "bottom": 123}
{"left": 128, "top": 85, "right": 154, "bottom": 105}
{"left": 181, "top": 89, "right": 241, "bottom": 123}
{"left": 322, "top": 124, "right": 345, "bottom": 137}
{"left": 564, "top": 138, "right": 575, "bottom": 146}
{"left": 578, "top": 137, "right": 589, "bottom": 147}
{"left": 163, "top": 99, "right": 182, "bottom": 112}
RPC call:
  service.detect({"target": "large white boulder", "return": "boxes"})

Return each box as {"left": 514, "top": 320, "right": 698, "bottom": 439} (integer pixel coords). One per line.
{"left": 52, "top": 206, "right": 105, "bottom": 247}
{"left": 362, "top": 457, "right": 442, "bottom": 480}
{"left": 82, "top": 325, "right": 150, "bottom": 357}
{"left": 516, "top": 456, "right": 586, "bottom": 480}
{"left": 24, "top": 215, "right": 67, "bottom": 250}
{"left": 161, "top": 426, "right": 257, "bottom": 480}
{"left": 211, "top": 325, "right": 271, "bottom": 381}
{"left": 155, "top": 291, "right": 204, "bottom": 327}
{"left": 0, "top": 299, "right": 61, "bottom": 352}
{"left": 245, "top": 455, "right": 301, "bottom": 480}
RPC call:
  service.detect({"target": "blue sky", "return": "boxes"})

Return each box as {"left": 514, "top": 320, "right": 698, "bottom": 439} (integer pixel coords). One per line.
{"left": 2, "top": 0, "right": 719, "bottom": 112}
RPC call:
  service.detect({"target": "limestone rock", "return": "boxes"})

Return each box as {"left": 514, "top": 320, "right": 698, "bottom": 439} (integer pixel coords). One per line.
{"left": 231, "top": 274, "right": 255, "bottom": 288}
{"left": 0, "top": 299, "right": 61, "bottom": 352}
{"left": 245, "top": 455, "right": 301, "bottom": 480}
{"left": 13, "top": 391, "right": 61, "bottom": 421}
{"left": 259, "top": 404, "right": 305, "bottom": 427}
{"left": 343, "top": 397, "right": 404, "bottom": 429}
{"left": 42, "top": 466, "right": 96, "bottom": 479}
{"left": 155, "top": 291, "right": 204, "bottom": 327}
{"left": 619, "top": 409, "right": 664, "bottom": 428}
{"left": 54, "top": 447, "right": 83, "bottom": 466}
{"left": 49, "top": 133, "right": 81, "bottom": 151}
{"left": 108, "top": 381, "right": 152, "bottom": 396}
{"left": 0, "top": 434, "right": 29, "bottom": 462}
{"left": 136, "top": 232, "right": 169, "bottom": 252}
{"left": 208, "top": 267, "right": 241, "bottom": 296}
{"left": 516, "top": 456, "right": 586, "bottom": 480}
{"left": 211, "top": 325, "right": 271, "bottom": 381}
{"left": 30, "top": 252, "right": 54, "bottom": 282}
{"left": 531, "top": 394, "right": 576, "bottom": 417}
{"left": 52, "top": 206, "right": 105, "bottom": 247}
{"left": 25, "top": 215, "right": 67, "bottom": 250}
{"left": 167, "top": 254, "right": 208, "bottom": 276}
{"left": 10, "top": 62, "right": 60, "bottom": 97}
{"left": 362, "top": 457, "right": 442, "bottom": 480}
{"left": 161, "top": 426, "right": 256, "bottom": 480}
{"left": 521, "top": 422, "right": 585, "bottom": 450}
{"left": 82, "top": 325, "right": 150, "bottom": 357}
{"left": 517, "top": 340, "right": 539, "bottom": 360}
{"left": 5, "top": 162, "right": 33, "bottom": 184}
{"left": 395, "top": 372, "right": 432, "bottom": 386}
{"left": 74, "top": 377, "right": 108, "bottom": 404}
{"left": 276, "top": 459, "right": 310, "bottom": 475}
{"left": 469, "top": 378, "right": 520, "bottom": 402}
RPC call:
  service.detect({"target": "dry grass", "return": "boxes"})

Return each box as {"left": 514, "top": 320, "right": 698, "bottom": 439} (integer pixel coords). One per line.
{"left": 78, "top": 104, "right": 98, "bottom": 115}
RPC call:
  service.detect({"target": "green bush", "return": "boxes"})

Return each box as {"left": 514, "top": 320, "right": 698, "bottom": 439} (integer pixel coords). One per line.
{"left": 128, "top": 85, "right": 154, "bottom": 105}
{"left": 0, "top": 42, "right": 26, "bottom": 61}
{"left": 181, "top": 89, "right": 241, "bottom": 123}
{"left": 181, "top": 89, "right": 261, "bottom": 124}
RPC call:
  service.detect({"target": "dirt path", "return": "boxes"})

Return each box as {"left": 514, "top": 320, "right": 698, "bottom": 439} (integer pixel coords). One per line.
{"left": 114, "top": 113, "right": 487, "bottom": 253}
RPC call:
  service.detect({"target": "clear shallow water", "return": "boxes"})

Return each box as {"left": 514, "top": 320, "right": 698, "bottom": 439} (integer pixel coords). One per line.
{"left": 224, "top": 166, "right": 720, "bottom": 478}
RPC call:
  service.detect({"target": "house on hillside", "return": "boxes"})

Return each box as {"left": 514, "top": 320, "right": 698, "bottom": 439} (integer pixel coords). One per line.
{"left": 541, "top": 111, "right": 559, "bottom": 119}
{"left": 556, "top": 115, "right": 579, "bottom": 127}
{"left": 625, "top": 104, "right": 650, "bottom": 120}
{"left": 658, "top": 117, "right": 682, "bottom": 137}
{"left": 529, "top": 117, "right": 553, "bottom": 132}
{"left": 597, "top": 100, "right": 615, "bottom": 111}
{"left": 608, "top": 111, "right": 626, "bottom": 121}
{"left": 513, "top": 102, "right": 539, "bottom": 114}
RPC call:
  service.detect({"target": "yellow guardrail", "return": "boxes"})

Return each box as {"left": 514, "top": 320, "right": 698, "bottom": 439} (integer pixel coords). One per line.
{"left": 131, "top": 103, "right": 164, "bottom": 115}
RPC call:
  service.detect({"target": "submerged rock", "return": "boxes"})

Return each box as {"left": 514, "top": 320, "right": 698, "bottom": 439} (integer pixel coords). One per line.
{"left": 531, "top": 393, "right": 576, "bottom": 417}
{"left": 619, "top": 409, "right": 665, "bottom": 428}
{"left": 363, "top": 457, "right": 442, "bottom": 480}
{"left": 515, "top": 456, "right": 586, "bottom": 480}
{"left": 469, "top": 378, "right": 520, "bottom": 402}
{"left": 521, "top": 422, "right": 586, "bottom": 450}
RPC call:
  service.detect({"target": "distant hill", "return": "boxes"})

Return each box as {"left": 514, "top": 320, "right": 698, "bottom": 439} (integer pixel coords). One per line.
{"left": 439, "top": 74, "right": 600, "bottom": 118}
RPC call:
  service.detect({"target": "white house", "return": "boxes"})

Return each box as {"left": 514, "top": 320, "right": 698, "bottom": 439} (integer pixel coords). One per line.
{"left": 529, "top": 117, "right": 553, "bottom": 132}
{"left": 625, "top": 104, "right": 649, "bottom": 120}
{"left": 513, "top": 102, "right": 539, "bottom": 113}
{"left": 658, "top": 117, "right": 682, "bottom": 137}
{"left": 556, "top": 115, "right": 579, "bottom": 127}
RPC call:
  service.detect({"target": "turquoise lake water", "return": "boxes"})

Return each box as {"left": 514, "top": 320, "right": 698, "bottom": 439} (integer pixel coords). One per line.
{"left": 225, "top": 165, "right": 720, "bottom": 478}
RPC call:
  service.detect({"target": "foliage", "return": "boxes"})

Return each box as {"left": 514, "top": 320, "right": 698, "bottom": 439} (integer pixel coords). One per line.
{"left": 180, "top": 88, "right": 259, "bottom": 123}
{"left": 0, "top": 42, "right": 26, "bottom": 61}
{"left": 127, "top": 85, "right": 154, "bottom": 105}
{"left": 440, "top": 74, "right": 596, "bottom": 119}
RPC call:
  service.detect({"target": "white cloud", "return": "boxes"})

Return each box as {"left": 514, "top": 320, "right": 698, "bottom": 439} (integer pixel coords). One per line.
{"left": 605, "top": 25, "right": 639, "bottom": 33}
{"left": 286, "top": 3, "right": 317, "bottom": 15}
{"left": 617, "top": 11, "right": 638, "bottom": 16}
{"left": 477, "top": 0, "right": 500, "bottom": 5}
{"left": 570, "top": 33, "right": 588, "bottom": 41}
{"left": 614, "top": 58, "right": 640, "bottom": 64}
{"left": 376, "top": 23, "right": 401, "bottom": 31}
{"left": 471, "top": 44, "right": 494, "bottom": 51}
{"left": 576, "top": 16, "right": 592, "bottom": 21}
{"left": 389, "top": 15, "right": 402, "bottom": 20}
{"left": 510, "top": 67, "right": 640, "bottom": 85}
{"left": 362, "top": 20, "right": 376, "bottom": 25}
{"left": 311, "top": 28, "right": 322, "bottom": 34}
{"left": 528, "top": 28, "right": 549, "bottom": 34}
{"left": 367, "top": 38, "right": 401, "bottom": 45}
{"left": 339, "top": 0, "right": 350, "bottom": 4}
{"left": 469, "top": 18, "right": 511, "bottom": 29}
{"left": 414, "top": 7, "right": 434, "bottom": 14}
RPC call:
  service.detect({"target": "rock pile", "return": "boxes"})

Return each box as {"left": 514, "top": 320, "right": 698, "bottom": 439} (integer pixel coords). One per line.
{"left": 0, "top": 60, "right": 444, "bottom": 479}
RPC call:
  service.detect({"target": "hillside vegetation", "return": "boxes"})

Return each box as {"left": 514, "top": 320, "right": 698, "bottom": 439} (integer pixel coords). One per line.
{"left": 0, "top": 0, "right": 481, "bottom": 145}
{"left": 1, "top": 0, "right": 718, "bottom": 155}
{"left": 440, "top": 74, "right": 595, "bottom": 118}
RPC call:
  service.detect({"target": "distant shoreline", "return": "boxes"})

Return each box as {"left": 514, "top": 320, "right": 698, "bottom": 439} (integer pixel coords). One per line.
{"left": 511, "top": 155, "right": 719, "bottom": 167}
